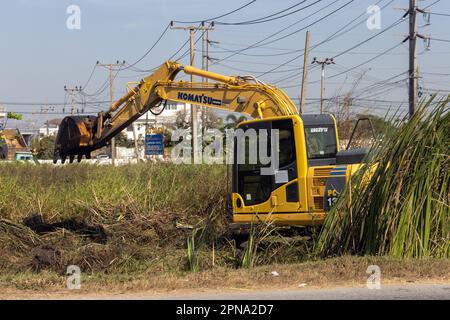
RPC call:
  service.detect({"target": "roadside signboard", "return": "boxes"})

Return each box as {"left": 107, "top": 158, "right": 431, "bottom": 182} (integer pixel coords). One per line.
{"left": 145, "top": 133, "right": 164, "bottom": 156}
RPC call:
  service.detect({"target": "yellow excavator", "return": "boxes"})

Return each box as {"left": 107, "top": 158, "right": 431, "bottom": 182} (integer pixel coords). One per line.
{"left": 54, "top": 61, "right": 369, "bottom": 227}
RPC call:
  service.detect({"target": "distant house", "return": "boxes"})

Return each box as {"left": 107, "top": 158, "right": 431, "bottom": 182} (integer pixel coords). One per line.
{"left": 0, "top": 106, "right": 6, "bottom": 130}
{"left": 0, "top": 128, "right": 33, "bottom": 160}
{"left": 124, "top": 102, "right": 185, "bottom": 141}
{"left": 39, "top": 118, "right": 62, "bottom": 137}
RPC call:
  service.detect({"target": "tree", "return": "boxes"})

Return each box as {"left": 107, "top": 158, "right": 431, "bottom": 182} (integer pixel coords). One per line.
{"left": 175, "top": 110, "right": 190, "bottom": 129}
{"left": 224, "top": 114, "right": 248, "bottom": 129}
{"left": 31, "top": 135, "right": 56, "bottom": 159}
{"left": 1, "top": 112, "right": 23, "bottom": 130}
{"left": 115, "top": 132, "right": 134, "bottom": 148}
{"left": 7, "top": 112, "right": 23, "bottom": 120}
{"left": 203, "top": 109, "right": 222, "bottom": 129}
{"left": 175, "top": 109, "right": 222, "bottom": 130}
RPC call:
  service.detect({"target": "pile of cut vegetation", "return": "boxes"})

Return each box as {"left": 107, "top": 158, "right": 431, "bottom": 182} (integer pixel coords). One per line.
{"left": 0, "top": 163, "right": 229, "bottom": 273}
{"left": 316, "top": 98, "right": 449, "bottom": 258}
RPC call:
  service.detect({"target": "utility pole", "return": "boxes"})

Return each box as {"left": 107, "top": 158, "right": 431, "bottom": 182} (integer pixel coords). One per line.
{"left": 40, "top": 105, "right": 55, "bottom": 136}
{"left": 97, "top": 60, "right": 125, "bottom": 165}
{"left": 188, "top": 27, "right": 199, "bottom": 164}
{"left": 312, "top": 57, "right": 335, "bottom": 114}
{"left": 300, "top": 31, "right": 310, "bottom": 113}
{"left": 399, "top": 0, "right": 429, "bottom": 118}
{"left": 408, "top": 0, "right": 418, "bottom": 119}
{"left": 63, "top": 85, "right": 82, "bottom": 114}
{"left": 170, "top": 22, "right": 214, "bottom": 164}
{"left": 201, "top": 23, "right": 208, "bottom": 135}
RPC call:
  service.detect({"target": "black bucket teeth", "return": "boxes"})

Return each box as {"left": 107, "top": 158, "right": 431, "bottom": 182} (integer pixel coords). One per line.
{"left": 53, "top": 115, "right": 98, "bottom": 164}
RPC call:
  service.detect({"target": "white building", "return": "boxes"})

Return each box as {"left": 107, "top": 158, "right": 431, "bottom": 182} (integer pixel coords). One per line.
{"left": 0, "top": 106, "right": 6, "bottom": 130}
{"left": 123, "top": 102, "right": 187, "bottom": 141}
{"left": 0, "top": 106, "right": 6, "bottom": 119}
{"left": 39, "top": 119, "right": 61, "bottom": 137}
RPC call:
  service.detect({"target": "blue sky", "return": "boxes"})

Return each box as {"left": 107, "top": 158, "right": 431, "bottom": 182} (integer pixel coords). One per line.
{"left": 1, "top": 0, "right": 449, "bottom": 127}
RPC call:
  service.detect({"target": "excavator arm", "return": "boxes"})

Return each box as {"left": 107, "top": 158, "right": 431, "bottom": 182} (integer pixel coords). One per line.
{"left": 54, "top": 60, "right": 298, "bottom": 163}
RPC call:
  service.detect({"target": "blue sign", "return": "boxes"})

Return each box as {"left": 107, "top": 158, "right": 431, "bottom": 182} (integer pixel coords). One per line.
{"left": 145, "top": 133, "right": 164, "bottom": 156}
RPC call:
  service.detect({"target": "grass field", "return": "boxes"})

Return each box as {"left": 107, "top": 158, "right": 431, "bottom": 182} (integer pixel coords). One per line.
{"left": 0, "top": 163, "right": 237, "bottom": 275}
{"left": 0, "top": 162, "right": 315, "bottom": 276}
{"left": 0, "top": 99, "right": 448, "bottom": 294}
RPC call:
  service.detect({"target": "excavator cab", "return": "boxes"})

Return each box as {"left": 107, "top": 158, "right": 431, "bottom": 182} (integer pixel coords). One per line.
{"left": 230, "top": 114, "right": 343, "bottom": 227}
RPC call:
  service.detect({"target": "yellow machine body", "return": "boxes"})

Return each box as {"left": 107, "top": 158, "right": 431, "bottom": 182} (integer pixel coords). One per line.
{"left": 54, "top": 60, "right": 367, "bottom": 227}
{"left": 230, "top": 115, "right": 362, "bottom": 226}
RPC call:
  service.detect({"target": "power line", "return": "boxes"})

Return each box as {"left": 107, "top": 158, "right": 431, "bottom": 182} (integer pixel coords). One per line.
{"left": 215, "top": 61, "right": 298, "bottom": 74}
{"left": 270, "top": 39, "right": 403, "bottom": 85}
{"left": 429, "top": 12, "right": 450, "bottom": 17}
{"left": 244, "top": 0, "right": 352, "bottom": 48}
{"left": 422, "top": 71, "right": 450, "bottom": 76}
{"left": 81, "top": 63, "right": 98, "bottom": 90}
{"left": 257, "top": 0, "right": 399, "bottom": 77}
{"left": 210, "top": 0, "right": 342, "bottom": 64}
{"left": 215, "top": 0, "right": 321, "bottom": 25}
{"left": 212, "top": 0, "right": 390, "bottom": 86}
{"left": 171, "top": 0, "right": 256, "bottom": 24}
{"left": 430, "top": 37, "right": 450, "bottom": 43}
{"left": 321, "top": 42, "right": 404, "bottom": 81}
{"left": 120, "top": 23, "right": 170, "bottom": 70}
{"left": 0, "top": 100, "right": 110, "bottom": 106}
{"left": 80, "top": 61, "right": 124, "bottom": 99}
{"left": 331, "top": 19, "right": 404, "bottom": 60}
{"left": 210, "top": 0, "right": 391, "bottom": 62}
{"left": 424, "top": 0, "right": 441, "bottom": 10}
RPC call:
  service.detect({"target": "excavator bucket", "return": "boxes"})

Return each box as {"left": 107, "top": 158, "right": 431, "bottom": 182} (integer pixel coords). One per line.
{"left": 53, "top": 115, "right": 97, "bottom": 163}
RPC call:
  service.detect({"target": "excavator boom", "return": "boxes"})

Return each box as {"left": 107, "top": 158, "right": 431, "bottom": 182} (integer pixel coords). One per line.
{"left": 54, "top": 60, "right": 298, "bottom": 163}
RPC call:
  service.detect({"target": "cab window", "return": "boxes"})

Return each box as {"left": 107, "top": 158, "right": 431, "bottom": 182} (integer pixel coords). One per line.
{"left": 234, "top": 119, "right": 297, "bottom": 206}
{"left": 304, "top": 125, "right": 337, "bottom": 159}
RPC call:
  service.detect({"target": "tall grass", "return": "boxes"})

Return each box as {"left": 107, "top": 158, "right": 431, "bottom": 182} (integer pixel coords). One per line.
{"left": 0, "top": 163, "right": 228, "bottom": 273}
{"left": 0, "top": 161, "right": 312, "bottom": 274}
{"left": 240, "top": 222, "right": 306, "bottom": 268}
{"left": 0, "top": 163, "right": 227, "bottom": 224}
{"left": 316, "top": 97, "right": 449, "bottom": 258}
{"left": 186, "top": 229, "right": 199, "bottom": 272}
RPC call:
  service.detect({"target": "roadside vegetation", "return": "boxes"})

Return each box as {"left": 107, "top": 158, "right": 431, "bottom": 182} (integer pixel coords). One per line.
{"left": 316, "top": 98, "right": 449, "bottom": 258}
{"left": 0, "top": 161, "right": 314, "bottom": 277}
{"left": 0, "top": 163, "right": 230, "bottom": 274}
{"left": 0, "top": 97, "right": 448, "bottom": 292}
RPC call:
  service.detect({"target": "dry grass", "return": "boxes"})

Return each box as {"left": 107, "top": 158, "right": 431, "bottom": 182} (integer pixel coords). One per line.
{"left": 0, "top": 163, "right": 229, "bottom": 274}
{"left": 0, "top": 163, "right": 312, "bottom": 276}
{"left": 0, "top": 256, "right": 448, "bottom": 296}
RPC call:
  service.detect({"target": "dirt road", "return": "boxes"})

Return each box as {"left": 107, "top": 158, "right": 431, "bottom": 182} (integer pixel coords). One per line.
{"left": 143, "top": 283, "right": 449, "bottom": 300}
{"left": 2, "top": 283, "right": 449, "bottom": 300}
